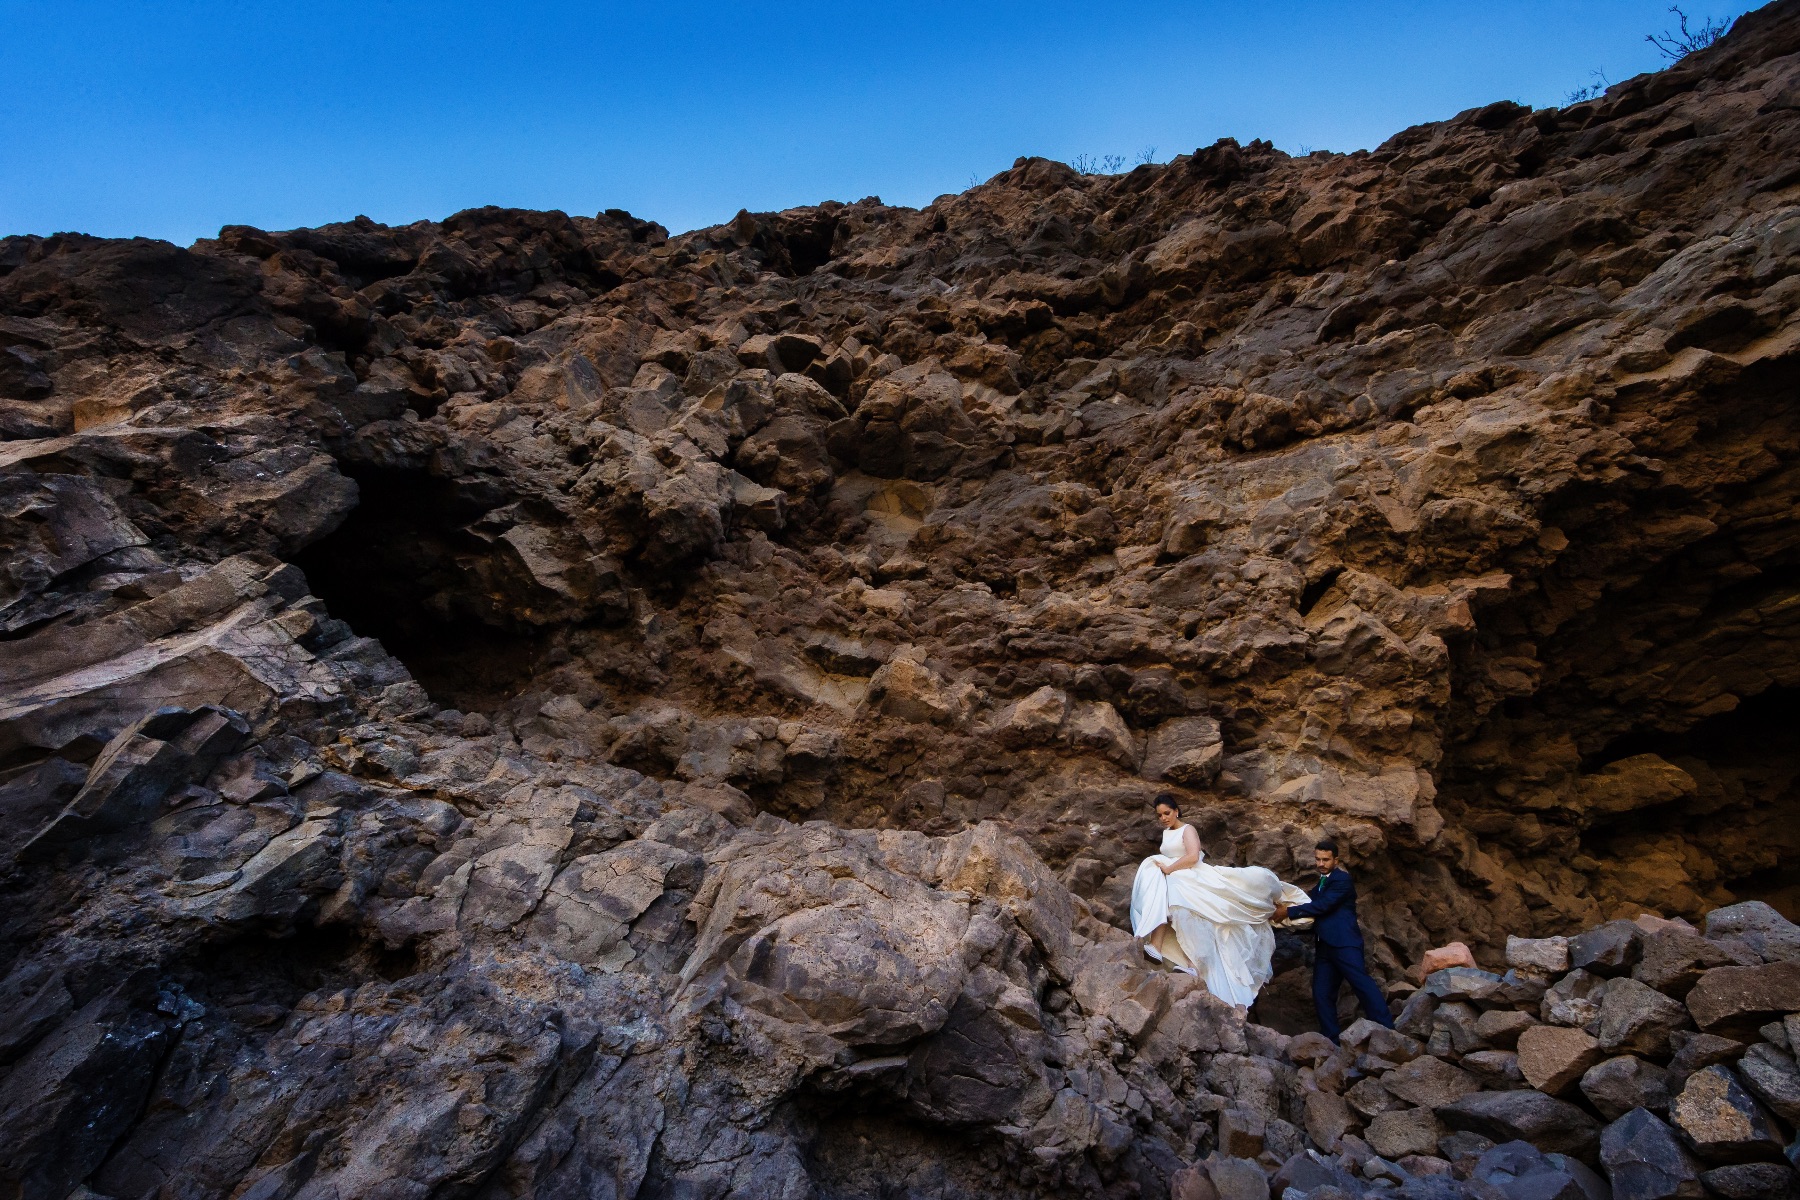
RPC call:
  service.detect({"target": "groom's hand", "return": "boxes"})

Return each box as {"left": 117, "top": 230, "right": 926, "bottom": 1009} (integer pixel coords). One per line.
{"left": 1272, "top": 904, "right": 1288, "bottom": 922}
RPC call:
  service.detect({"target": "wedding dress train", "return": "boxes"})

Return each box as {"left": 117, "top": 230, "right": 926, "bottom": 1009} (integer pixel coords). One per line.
{"left": 1130, "top": 824, "right": 1310, "bottom": 1007}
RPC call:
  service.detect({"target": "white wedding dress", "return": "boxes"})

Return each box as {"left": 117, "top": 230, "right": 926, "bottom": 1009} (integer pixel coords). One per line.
{"left": 1130, "top": 823, "right": 1310, "bottom": 1007}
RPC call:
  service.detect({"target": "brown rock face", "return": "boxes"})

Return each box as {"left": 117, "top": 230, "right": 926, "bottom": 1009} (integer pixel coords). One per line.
{"left": 4, "top": 4, "right": 1800, "bottom": 1198}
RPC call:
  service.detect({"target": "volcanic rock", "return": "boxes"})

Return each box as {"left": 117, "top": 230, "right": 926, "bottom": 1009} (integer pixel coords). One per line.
{"left": 1581, "top": 1055, "right": 1673, "bottom": 1120}
{"left": 1517, "top": 1025, "right": 1604, "bottom": 1095}
{"left": 1735, "top": 1042, "right": 1800, "bottom": 1125}
{"left": 1596, "top": 977, "right": 1692, "bottom": 1057}
{"left": 1508, "top": 937, "right": 1572, "bottom": 975}
{"left": 1670, "top": 1065, "right": 1787, "bottom": 1163}
{"left": 1599, "top": 1108, "right": 1705, "bottom": 1200}
{"left": 1366, "top": 1108, "right": 1444, "bottom": 1159}
{"left": 1699, "top": 1164, "right": 1800, "bottom": 1200}
{"left": 1571, "top": 921, "right": 1645, "bottom": 978}
{"left": 1687, "top": 963, "right": 1800, "bottom": 1035}
{"left": 4, "top": 4, "right": 1800, "bottom": 1196}
{"left": 1437, "top": 1091, "right": 1601, "bottom": 1159}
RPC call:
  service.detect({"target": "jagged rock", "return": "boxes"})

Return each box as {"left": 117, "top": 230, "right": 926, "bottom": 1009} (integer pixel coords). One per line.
{"left": 1544, "top": 970, "right": 1608, "bottom": 1029}
{"left": 1174, "top": 1165, "right": 1223, "bottom": 1200}
{"left": 3, "top": 5, "right": 1800, "bottom": 1195}
{"left": 1384, "top": 1055, "right": 1483, "bottom": 1108}
{"left": 1424, "top": 967, "right": 1506, "bottom": 1006}
{"left": 1396, "top": 991, "right": 1439, "bottom": 1040}
{"left": 1635, "top": 929, "right": 1742, "bottom": 999}
{"left": 1439, "top": 1131, "right": 1497, "bottom": 1168}
{"left": 1367, "top": 1028, "right": 1426, "bottom": 1064}
{"left": 1205, "top": 1154, "right": 1273, "bottom": 1200}
{"left": 1507, "top": 937, "right": 1571, "bottom": 975}
{"left": 1470, "top": 1141, "right": 1609, "bottom": 1200}
{"left": 1141, "top": 715, "right": 1223, "bottom": 785}
{"left": 1687, "top": 964, "right": 1800, "bottom": 1035}
{"left": 1290, "top": 1031, "right": 1339, "bottom": 1066}
{"left": 1517, "top": 1025, "right": 1604, "bottom": 1096}
{"left": 1437, "top": 1091, "right": 1601, "bottom": 1159}
{"left": 1366, "top": 1109, "right": 1442, "bottom": 1160}
{"left": 1220, "top": 1106, "right": 1269, "bottom": 1158}
{"left": 1736, "top": 1043, "right": 1800, "bottom": 1125}
{"left": 1600, "top": 1108, "right": 1705, "bottom": 1200}
{"left": 1347, "top": 1077, "right": 1403, "bottom": 1119}
{"left": 1670, "top": 1065, "right": 1786, "bottom": 1163}
{"left": 1581, "top": 1055, "right": 1673, "bottom": 1120}
{"left": 1570, "top": 921, "right": 1644, "bottom": 979}
{"left": 1063, "top": 699, "right": 1141, "bottom": 769}
{"left": 1462, "top": 1051, "right": 1526, "bottom": 1088}
{"left": 0, "top": 962, "right": 73, "bottom": 1065}
{"left": 1699, "top": 1163, "right": 1800, "bottom": 1200}
{"left": 1667, "top": 1031, "right": 1748, "bottom": 1091}
{"left": 0, "top": 980, "right": 174, "bottom": 1200}
{"left": 1304, "top": 1091, "right": 1356, "bottom": 1150}
{"left": 1705, "top": 904, "right": 1800, "bottom": 964}
{"left": 1431, "top": 1001, "right": 1487, "bottom": 1057}
{"left": 1499, "top": 970, "right": 1554, "bottom": 1011}
{"left": 865, "top": 646, "right": 975, "bottom": 727}
{"left": 1476, "top": 1009, "right": 1538, "bottom": 1049}
{"left": 986, "top": 685, "right": 1067, "bottom": 745}
{"left": 22, "top": 704, "right": 249, "bottom": 855}
{"left": 1596, "top": 977, "right": 1691, "bottom": 1057}
{"left": 1272, "top": 1149, "right": 1363, "bottom": 1199}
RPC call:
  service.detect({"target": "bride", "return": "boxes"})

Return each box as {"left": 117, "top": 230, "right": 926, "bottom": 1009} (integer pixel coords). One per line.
{"left": 1130, "top": 794, "right": 1310, "bottom": 1007}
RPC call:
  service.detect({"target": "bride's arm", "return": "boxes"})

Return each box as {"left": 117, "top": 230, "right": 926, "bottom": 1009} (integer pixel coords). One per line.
{"left": 1161, "top": 825, "right": 1202, "bottom": 873}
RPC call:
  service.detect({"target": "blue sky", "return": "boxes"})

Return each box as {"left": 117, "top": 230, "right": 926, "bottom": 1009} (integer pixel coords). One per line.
{"left": 0, "top": 1, "right": 1750, "bottom": 245}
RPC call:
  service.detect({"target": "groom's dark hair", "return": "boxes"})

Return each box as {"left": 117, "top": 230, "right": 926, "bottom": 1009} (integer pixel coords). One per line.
{"left": 1315, "top": 838, "right": 1339, "bottom": 854}
{"left": 1154, "top": 793, "right": 1180, "bottom": 813}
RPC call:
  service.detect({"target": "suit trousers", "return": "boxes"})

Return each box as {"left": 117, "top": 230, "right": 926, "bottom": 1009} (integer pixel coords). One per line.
{"left": 1312, "top": 941, "right": 1393, "bottom": 1041}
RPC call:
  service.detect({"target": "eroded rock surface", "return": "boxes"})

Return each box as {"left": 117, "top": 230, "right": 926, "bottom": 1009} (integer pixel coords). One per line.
{"left": 4, "top": 5, "right": 1800, "bottom": 1197}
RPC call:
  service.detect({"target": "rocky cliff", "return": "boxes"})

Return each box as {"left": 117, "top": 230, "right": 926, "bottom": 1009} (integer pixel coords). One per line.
{"left": 3, "top": 2, "right": 1800, "bottom": 1197}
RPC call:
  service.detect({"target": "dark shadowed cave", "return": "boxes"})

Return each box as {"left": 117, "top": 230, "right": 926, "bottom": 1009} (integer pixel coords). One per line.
{"left": 293, "top": 467, "right": 555, "bottom": 712}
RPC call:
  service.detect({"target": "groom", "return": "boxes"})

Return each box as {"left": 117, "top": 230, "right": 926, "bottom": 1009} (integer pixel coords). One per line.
{"left": 1272, "top": 840, "right": 1394, "bottom": 1042}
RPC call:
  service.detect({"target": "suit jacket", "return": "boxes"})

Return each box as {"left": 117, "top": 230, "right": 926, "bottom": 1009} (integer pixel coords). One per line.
{"left": 1286, "top": 868, "right": 1365, "bottom": 948}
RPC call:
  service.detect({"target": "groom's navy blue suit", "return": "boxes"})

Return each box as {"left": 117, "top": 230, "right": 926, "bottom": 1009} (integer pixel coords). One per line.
{"left": 1286, "top": 866, "right": 1393, "bottom": 1042}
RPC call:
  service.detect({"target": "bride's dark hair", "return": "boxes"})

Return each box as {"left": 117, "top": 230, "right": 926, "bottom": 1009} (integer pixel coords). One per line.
{"left": 1154, "top": 793, "right": 1180, "bottom": 814}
